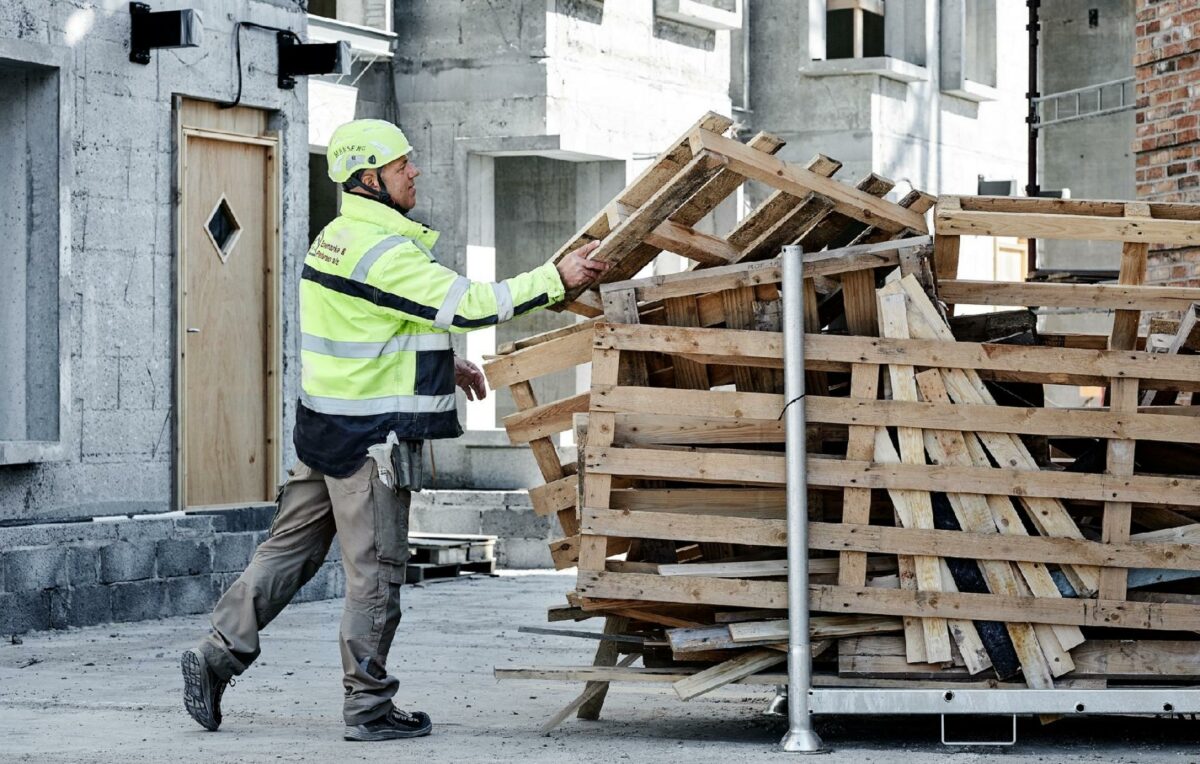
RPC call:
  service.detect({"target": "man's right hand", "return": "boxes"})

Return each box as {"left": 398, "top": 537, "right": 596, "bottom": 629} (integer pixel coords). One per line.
{"left": 555, "top": 240, "right": 610, "bottom": 290}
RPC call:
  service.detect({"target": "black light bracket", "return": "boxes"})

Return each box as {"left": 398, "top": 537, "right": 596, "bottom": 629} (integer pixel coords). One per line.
{"left": 129, "top": 2, "right": 203, "bottom": 65}
{"left": 277, "top": 33, "right": 350, "bottom": 89}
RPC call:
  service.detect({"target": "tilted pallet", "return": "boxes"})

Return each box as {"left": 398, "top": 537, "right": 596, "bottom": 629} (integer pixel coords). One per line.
{"left": 483, "top": 112, "right": 933, "bottom": 567}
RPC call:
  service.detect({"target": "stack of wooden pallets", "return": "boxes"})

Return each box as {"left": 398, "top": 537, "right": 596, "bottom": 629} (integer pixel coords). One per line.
{"left": 485, "top": 114, "right": 1200, "bottom": 732}
{"left": 406, "top": 532, "right": 497, "bottom": 584}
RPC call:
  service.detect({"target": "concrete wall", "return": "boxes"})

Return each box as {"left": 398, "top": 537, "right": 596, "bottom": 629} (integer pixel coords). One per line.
{"left": 0, "top": 0, "right": 308, "bottom": 524}
{"left": 1040, "top": 0, "right": 1136, "bottom": 273}
{"left": 391, "top": 0, "right": 735, "bottom": 488}
{"left": 748, "top": 1, "right": 1027, "bottom": 199}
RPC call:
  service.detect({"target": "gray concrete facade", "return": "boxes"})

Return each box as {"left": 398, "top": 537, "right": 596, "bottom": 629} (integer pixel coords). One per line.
{"left": 385, "top": 0, "right": 738, "bottom": 488}
{"left": 1040, "top": 0, "right": 1136, "bottom": 275}
{"left": 0, "top": 0, "right": 309, "bottom": 525}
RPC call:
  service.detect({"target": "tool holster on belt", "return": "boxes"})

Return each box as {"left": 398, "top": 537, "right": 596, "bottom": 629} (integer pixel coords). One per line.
{"left": 366, "top": 432, "right": 424, "bottom": 493}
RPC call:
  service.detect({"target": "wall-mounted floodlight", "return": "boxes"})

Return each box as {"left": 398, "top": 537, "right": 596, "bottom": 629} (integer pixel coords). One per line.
{"left": 129, "top": 2, "right": 203, "bottom": 65}
{"left": 277, "top": 34, "right": 350, "bottom": 90}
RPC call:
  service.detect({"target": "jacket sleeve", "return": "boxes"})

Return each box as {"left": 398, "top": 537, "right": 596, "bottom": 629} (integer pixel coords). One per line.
{"left": 367, "top": 242, "right": 565, "bottom": 332}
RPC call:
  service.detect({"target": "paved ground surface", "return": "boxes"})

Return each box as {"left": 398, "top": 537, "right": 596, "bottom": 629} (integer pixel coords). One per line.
{"left": 2, "top": 571, "right": 1198, "bottom": 763}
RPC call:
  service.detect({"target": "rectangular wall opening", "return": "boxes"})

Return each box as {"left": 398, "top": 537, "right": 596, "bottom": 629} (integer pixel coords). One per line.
{"left": 0, "top": 59, "right": 59, "bottom": 445}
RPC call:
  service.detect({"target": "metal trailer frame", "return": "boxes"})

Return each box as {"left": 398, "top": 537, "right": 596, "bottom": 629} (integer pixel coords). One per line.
{"left": 778, "top": 246, "right": 1200, "bottom": 752}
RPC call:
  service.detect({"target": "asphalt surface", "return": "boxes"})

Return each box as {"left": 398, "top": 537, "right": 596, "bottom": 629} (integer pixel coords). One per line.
{"left": 1, "top": 571, "right": 1198, "bottom": 762}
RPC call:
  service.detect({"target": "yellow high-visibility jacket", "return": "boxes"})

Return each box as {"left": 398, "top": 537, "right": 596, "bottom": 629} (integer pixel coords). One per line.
{"left": 295, "top": 193, "right": 564, "bottom": 476}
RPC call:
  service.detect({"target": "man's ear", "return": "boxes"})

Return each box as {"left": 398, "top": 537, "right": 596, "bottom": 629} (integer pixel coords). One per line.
{"left": 360, "top": 169, "right": 380, "bottom": 191}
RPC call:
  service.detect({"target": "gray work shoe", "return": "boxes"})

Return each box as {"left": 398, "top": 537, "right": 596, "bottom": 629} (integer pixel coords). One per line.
{"left": 181, "top": 648, "right": 232, "bottom": 731}
{"left": 344, "top": 708, "right": 433, "bottom": 741}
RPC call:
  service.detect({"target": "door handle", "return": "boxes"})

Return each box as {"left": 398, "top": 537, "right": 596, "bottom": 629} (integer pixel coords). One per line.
{"left": 187, "top": 327, "right": 201, "bottom": 334}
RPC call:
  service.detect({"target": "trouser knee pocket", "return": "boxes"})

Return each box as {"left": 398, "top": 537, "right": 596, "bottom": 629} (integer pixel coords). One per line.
{"left": 371, "top": 477, "right": 410, "bottom": 576}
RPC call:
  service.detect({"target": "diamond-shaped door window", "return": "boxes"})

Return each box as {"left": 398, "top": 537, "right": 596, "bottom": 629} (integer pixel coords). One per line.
{"left": 204, "top": 195, "right": 242, "bottom": 263}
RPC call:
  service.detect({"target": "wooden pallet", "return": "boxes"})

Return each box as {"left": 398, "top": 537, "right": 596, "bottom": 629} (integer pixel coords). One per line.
{"left": 482, "top": 112, "right": 933, "bottom": 573}
{"left": 490, "top": 130, "right": 1200, "bottom": 735}
{"left": 406, "top": 559, "right": 497, "bottom": 584}
{"left": 406, "top": 533, "right": 497, "bottom": 582}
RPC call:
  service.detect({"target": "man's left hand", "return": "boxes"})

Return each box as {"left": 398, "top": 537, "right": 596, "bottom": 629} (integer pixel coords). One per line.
{"left": 454, "top": 357, "right": 487, "bottom": 401}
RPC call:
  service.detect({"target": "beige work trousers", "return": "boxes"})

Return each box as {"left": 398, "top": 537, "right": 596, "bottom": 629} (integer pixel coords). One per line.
{"left": 199, "top": 459, "right": 410, "bottom": 725}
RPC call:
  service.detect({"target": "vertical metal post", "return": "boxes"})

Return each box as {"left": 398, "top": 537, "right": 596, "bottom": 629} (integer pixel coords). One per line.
{"left": 780, "top": 245, "right": 823, "bottom": 754}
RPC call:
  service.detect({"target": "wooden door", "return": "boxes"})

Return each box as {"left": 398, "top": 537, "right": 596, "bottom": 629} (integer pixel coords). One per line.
{"left": 177, "top": 99, "right": 280, "bottom": 507}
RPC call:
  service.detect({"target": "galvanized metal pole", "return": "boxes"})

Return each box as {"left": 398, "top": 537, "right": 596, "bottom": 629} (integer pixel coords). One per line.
{"left": 780, "top": 245, "right": 823, "bottom": 754}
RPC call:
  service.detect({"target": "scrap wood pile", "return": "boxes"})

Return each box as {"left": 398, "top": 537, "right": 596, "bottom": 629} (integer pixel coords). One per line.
{"left": 483, "top": 113, "right": 1200, "bottom": 730}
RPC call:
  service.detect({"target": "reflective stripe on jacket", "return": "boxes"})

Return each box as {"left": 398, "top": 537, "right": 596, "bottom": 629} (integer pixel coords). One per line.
{"left": 296, "top": 194, "right": 564, "bottom": 471}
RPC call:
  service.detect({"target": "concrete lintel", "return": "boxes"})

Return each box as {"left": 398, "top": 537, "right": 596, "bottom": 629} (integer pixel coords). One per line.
{"left": 455, "top": 134, "right": 614, "bottom": 162}
{"left": 943, "top": 79, "right": 1001, "bottom": 103}
{"left": 800, "top": 57, "right": 930, "bottom": 84}
{"left": 307, "top": 14, "right": 395, "bottom": 58}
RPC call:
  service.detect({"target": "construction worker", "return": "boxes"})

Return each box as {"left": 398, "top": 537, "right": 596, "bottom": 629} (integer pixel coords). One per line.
{"left": 181, "top": 119, "right": 608, "bottom": 741}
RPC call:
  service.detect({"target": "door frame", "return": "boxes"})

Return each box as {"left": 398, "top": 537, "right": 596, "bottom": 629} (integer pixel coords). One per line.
{"left": 173, "top": 96, "right": 283, "bottom": 509}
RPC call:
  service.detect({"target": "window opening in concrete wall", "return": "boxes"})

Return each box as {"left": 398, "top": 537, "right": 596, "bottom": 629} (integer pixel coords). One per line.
{"left": 0, "top": 59, "right": 60, "bottom": 447}
{"left": 307, "top": 0, "right": 392, "bottom": 32}
{"left": 556, "top": 0, "right": 604, "bottom": 25}
{"left": 826, "top": 0, "right": 885, "bottom": 59}
{"left": 963, "top": 0, "right": 997, "bottom": 87}
{"left": 940, "top": 0, "right": 999, "bottom": 99}
{"left": 204, "top": 195, "right": 242, "bottom": 263}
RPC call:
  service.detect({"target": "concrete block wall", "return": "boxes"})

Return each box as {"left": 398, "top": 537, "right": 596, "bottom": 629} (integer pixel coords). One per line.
{"left": 1136, "top": 0, "right": 1200, "bottom": 287}
{"left": 0, "top": 0, "right": 309, "bottom": 525}
{"left": 0, "top": 505, "right": 348, "bottom": 636}
{"left": 409, "top": 490, "right": 556, "bottom": 569}
{"left": 0, "top": 489, "right": 554, "bottom": 635}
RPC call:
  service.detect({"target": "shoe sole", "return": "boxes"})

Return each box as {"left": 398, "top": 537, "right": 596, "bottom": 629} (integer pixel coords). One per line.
{"left": 181, "top": 648, "right": 220, "bottom": 731}
{"left": 343, "top": 723, "right": 432, "bottom": 742}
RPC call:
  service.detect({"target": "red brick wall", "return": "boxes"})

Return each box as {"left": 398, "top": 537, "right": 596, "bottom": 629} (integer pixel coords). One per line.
{"left": 1135, "top": 0, "right": 1200, "bottom": 285}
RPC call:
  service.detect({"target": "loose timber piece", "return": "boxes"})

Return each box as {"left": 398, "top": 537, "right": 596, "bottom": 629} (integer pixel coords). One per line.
{"left": 540, "top": 653, "right": 639, "bottom": 735}
{"left": 575, "top": 615, "right": 631, "bottom": 721}
{"left": 727, "top": 616, "right": 902, "bottom": 643}
{"left": 578, "top": 572, "right": 1200, "bottom": 631}
{"left": 1099, "top": 234, "right": 1148, "bottom": 601}
{"left": 503, "top": 392, "right": 590, "bottom": 444}
{"left": 672, "top": 648, "right": 787, "bottom": 700}
{"left": 598, "top": 237, "right": 932, "bottom": 303}
{"left": 936, "top": 560, "right": 994, "bottom": 676}
{"left": 895, "top": 275, "right": 1100, "bottom": 596}
{"left": 595, "top": 386, "right": 1200, "bottom": 444}
{"left": 936, "top": 197, "right": 1200, "bottom": 244}
{"left": 915, "top": 369, "right": 1085, "bottom": 655}
{"left": 938, "top": 280, "right": 1200, "bottom": 313}
{"left": 837, "top": 364, "right": 880, "bottom": 589}
{"left": 483, "top": 328, "right": 594, "bottom": 389}
{"left": 593, "top": 322, "right": 1200, "bottom": 390}
{"left": 876, "top": 286, "right": 950, "bottom": 663}
{"left": 873, "top": 429, "right": 1057, "bottom": 686}
{"left": 1143, "top": 302, "right": 1200, "bottom": 405}
{"left": 807, "top": 521, "right": 1200, "bottom": 574}
{"left": 587, "top": 443, "right": 1200, "bottom": 507}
